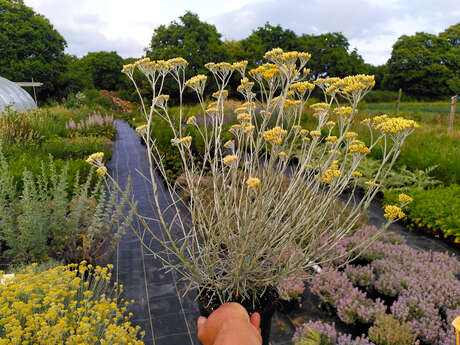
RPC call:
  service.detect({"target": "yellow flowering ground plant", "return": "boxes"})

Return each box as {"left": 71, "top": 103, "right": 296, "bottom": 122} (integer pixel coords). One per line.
{"left": 0, "top": 262, "right": 144, "bottom": 345}
{"left": 88, "top": 49, "right": 416, "bottom": 305}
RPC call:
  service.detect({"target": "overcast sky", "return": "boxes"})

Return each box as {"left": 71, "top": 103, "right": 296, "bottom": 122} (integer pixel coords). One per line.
{"left": 26, "top": 0, "right": 459, "bottom": 66}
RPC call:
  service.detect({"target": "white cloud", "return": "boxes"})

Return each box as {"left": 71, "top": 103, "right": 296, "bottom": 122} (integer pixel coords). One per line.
{"left": 24, "top": 0, "right": 459, "bottom": 65}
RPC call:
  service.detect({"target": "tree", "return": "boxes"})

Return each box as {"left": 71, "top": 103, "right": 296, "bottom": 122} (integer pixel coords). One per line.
{"left": 54, "top": 54, "right": 93, "bottom": 98}
{"left": 77, "top": 51, "right": 125, "bottom": 91}
{"left": 146, "top": 11, "right": 227, "bottom": 75}
{"left": 0, "top": 0, "right": 67, "bottom": 100}
{"left": 385, "top": 31, "right": 459, "bottom": 98}
{"left": 297, "top": 33, "right": 368, "bottom": 80}
{"left": 241, "top": 23, "right": 299, "bottom": 66}
{"left": 439, "top": 22, "right": 460, "bottom": 48}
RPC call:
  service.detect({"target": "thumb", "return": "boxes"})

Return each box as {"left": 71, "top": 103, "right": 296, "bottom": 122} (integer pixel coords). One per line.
{"left": 197, "top": 316, "right": 207, "bottom": 329}
{"left": 250, "top": 312, "right": 261, "bottom": 330}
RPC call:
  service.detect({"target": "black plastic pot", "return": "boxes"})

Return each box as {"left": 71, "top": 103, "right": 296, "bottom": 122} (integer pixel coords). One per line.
{"left": 276, "top": 296, "right": 302, "bottom": 314}
{"left": 197, "top": 286, "right": 278, "bottom": 345}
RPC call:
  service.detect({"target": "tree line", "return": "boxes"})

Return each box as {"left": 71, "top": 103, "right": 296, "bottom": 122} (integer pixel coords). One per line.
{"left": 0, "top": 1, "right": 458, "bottom": 102}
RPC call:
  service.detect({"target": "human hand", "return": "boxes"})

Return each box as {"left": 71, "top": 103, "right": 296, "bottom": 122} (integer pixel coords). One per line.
{"left": 197, "top": 302, "right": 262, "bottom": 345}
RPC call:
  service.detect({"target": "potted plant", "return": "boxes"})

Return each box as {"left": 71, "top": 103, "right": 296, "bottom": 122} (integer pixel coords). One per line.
{"left": 87, "top": 48, "right": 417, "bottom": 345}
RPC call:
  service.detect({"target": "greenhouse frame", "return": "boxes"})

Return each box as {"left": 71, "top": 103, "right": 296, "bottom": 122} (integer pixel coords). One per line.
{"left": 0, "top": 76, "right": 37, "bottom": 112}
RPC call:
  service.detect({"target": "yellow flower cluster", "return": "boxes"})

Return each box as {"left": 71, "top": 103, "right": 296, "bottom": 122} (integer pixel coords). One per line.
{"left": 205, "top": 61, "right": 248, "bottom": 75}
{"left": 263, "top": 48, "right": 311, "bottom": 66}
{"left": 186, "top": 116, "right": 196, "bottom": 125}
{"left": 212, "top": 90, "right": 228, "bottom": 99}
{"left": 310, "top": 131, "right": 321, "bottom": 137}
{"left": 167, "top": 57, "right": 188, "bottom": 70}
{"left": 349, "top": 139, "right": 370, "bottom": 154}
{"left": 352, "top": 171, "right": 363, "bottom": 177}
{"left": 135, "top": 124, "right": 148, "bottom": 133}
{"left": 284, "top": 99, "right": 301, "bottom": 109}
{"left": 398, "top": 193, "right": 413, "bottom": 204}
{"left": 96, "top": 166, "right": 107, "bottom": 176}
{"left": 332, "top": 75, "right": 375, "bottom": 96}
{"left": 375, "top": 117, "right": 419, "bottom": 134}
{"left": 322, "top": 160, "right": 341, "bottom": 183}
{"left": 300, "top": 129, "right": 309, "bottom": 136}
{"left": 365, "top": 181, "right": 380, "bottom": 187}
{"left": 263, "top": 126, "right": 288, "bottom": 145}
{"left": 86, "top": 152, "right": 104, "bottom": 164}
{"left": 179, "top": 136, "right": 192, "bottom": 144}
{"left": 384, "top": 205, "right": 406, "bottom": 219}
{"left": 122, "top": 57, "right": 188, "bottom": 77}
{"left": 246, "top": 177, "right": 261, "bottom": 188}
{"left": 326, "top": 136, "right": 338, "bottom": 143}
{"left": 244, "top": 124, "right": 255, "bottom": 133}
{"left": 310, "top": 103, "right": 330, "bottom": 113}
{"left": 315, "top": 78, "right": 340, "bottom": 94}
{"left": 185, "top": 75, "right": 207, "bottom": 93}
{"left": 262, "top": 67, "right": 280, "bottom": 80}
{"left": 290, "top": 81, "right": 315, "bottom": 96}
{"left": 333, "top": 106, "right": 353, "bottom": 117}
{"left": 0, "top": 263, "right": 144, "bottom": 345}
{"left": 237, "top": 113, "right": 251, "bottom": 122}
{"left": 237, "top": 78, "right": 255, "bottom": 93}
{"left": 153, "top": 94, "right": 170, "bottom": 108}
{"left": 248, "top": 63, "right": 278, "bottom": 80}
{"left": 345, "top": 131, "right": 358, "bottom": 139}
{"left": 223, "top": 140, "right": 233, "bottom": 148}
{"left": 325, "top": 121, "right": 336, "bottom": 127}
{"left": 372, "top": 114, "right": 389, "bottom": 125}
{"left": 223, "top": 155, "right": 238, "bottom": 165}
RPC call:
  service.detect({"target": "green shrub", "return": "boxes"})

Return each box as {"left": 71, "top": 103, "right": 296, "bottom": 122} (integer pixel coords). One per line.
{"left": 0, "top": 150, "right": 131, "bottom": 264}
{"left": 368, "top": 313, "right": 417, "bottom": 345}
{"left": 41, "top": 136, "right": 113, "bottom": 160}
{"left": 384, "top": 184, "right": 460, "bottom": 240}
{"left": 6, "top": 152, "right": 92, "bottom": 193}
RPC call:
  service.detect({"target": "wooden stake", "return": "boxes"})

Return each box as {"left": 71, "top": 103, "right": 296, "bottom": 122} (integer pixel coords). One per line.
{"left": 449, "top": 95, "right": 457, "bottom": 134}
{"left": 396, "top": 88, "right": 402, "bottom": 115}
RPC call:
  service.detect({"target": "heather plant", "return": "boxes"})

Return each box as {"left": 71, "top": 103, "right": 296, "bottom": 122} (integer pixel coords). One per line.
{"left": 293, "top": 320, "right": 375, "bottom": 345}
{"left": 0, "top": 148, "right": 131, "bottom": 264}
{"left": 310, "top": 225, "right": 460, "bottom": 345}
{"left": 89, "top": 48, "right": 417, "bottom": 305}
{"left": 0, "top": 262, "right": 145, "bottom": 344}
{"left": 310, "top": 268, "right": 386, "bottom": 324}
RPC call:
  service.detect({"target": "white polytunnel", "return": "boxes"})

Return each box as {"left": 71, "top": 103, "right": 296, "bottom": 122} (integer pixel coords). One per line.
{"left": 0, "top": 76, "right": 37, "bottom": 113}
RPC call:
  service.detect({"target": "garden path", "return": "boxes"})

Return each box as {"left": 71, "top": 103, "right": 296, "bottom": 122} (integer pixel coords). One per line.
{"left": 108, "top": 120, "right": 459, "bottom": 345}
{"left": 107, "top": 120, "right": 199, "bottom": 345}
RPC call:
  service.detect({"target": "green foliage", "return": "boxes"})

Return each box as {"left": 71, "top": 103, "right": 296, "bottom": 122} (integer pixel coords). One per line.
{"left": 298, "top": 32, "right": 369, "bottom": 80}
{"left": 364, "top": 90, "right": 415, "bottom": 103}
{"left": 55, "top": 54, "right": 93, "bottom": 98}
{"left": 0, "top": 0, "right": 67, "bottom": 100}
{"left": 294, "top": 328, "right": 330, "bottom": 345}
{"left": 385, "top": 29, "right": 460, "bottom": 99}
{"left": 241, "top": 23, "right": 298, "bottom": 66}
{"left": 146, "top": 11, "right": 226, "bottom": 76}
{"left": 381, "top": 131, "right": 459, "bottom": 185}
{"left": 0, "top": 150, "right": 130, "bottom": 264}
{"left": 384, "top": 184, "right": 460, "bottom": 240}
{"left": 368, "top": 313, "right": 417, "bottom": 345}
{"left": 77, "top": 51, "right": 127, "bottom": 91}
{"left": 41, "top": 137, "right": 113, "bottom": 161}
{"left": 439, "top": 22, "right": 460, "bottom": 48}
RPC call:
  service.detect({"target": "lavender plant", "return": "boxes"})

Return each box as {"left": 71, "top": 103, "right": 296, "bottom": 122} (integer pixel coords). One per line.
{"left": 308, "top": 225, "right": 460, "bottom": 345}
{"left": 88, "top": 48, "right": 417, "bottom": 305}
